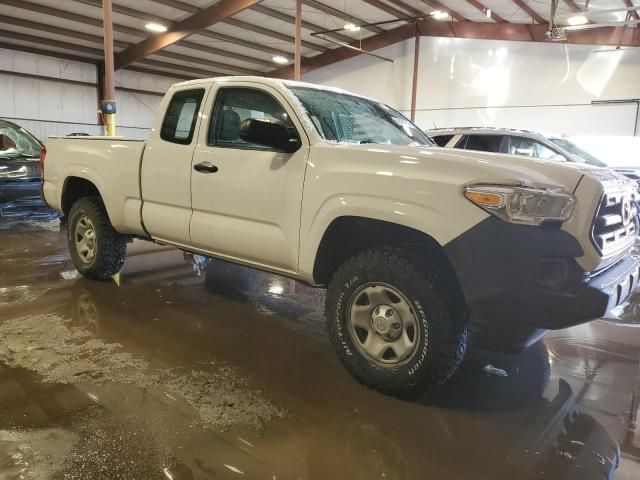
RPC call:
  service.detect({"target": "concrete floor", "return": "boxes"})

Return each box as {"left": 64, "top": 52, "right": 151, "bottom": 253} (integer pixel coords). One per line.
{"left": 1, "top": 218, "right": 639, "bottom": 480}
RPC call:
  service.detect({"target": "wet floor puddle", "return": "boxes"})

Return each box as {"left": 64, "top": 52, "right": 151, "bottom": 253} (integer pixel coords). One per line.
{"left": 0, "top": 365, "right": 284, "bottom": 479}
{"left": 0, "top": 314, "right": 283, "bottom": 432}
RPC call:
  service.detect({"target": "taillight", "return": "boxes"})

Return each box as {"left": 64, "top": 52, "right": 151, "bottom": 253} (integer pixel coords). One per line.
{"left": 39, "top": 146, "right": 46, "bottom": 176}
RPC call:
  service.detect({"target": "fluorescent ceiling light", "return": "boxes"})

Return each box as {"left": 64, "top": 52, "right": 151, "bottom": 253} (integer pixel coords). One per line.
{"left": 344, "top": 23, "right": 361, "bottom": 31}
{"left": 486, "top": 9, "right": 492, "bottom": 18}
{"left": 272, "top": 55, "right": 289, "bottom": 64}
{"left": 145, "top": 22, "right": 167, "bottom": 33}
{"left": 430, "top": 10, "right": 450, "bottom": 20}
{"left": 567, "top": 15, "right": 588, "bottom": 26}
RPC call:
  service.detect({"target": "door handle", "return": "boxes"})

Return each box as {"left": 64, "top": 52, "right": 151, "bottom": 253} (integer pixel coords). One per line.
{"left": 194, "top": 161, "right": 219, "bottom": 173}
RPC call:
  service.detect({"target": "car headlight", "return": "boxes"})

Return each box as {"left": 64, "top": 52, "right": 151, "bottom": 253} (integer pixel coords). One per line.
{"left": 464, "top": 185, "right": 576, "bottom": 226}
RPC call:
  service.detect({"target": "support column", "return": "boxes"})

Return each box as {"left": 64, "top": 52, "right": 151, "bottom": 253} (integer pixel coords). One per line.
{"left": 294, "top": 0, "right": 302, "bottom": 80}
{"left": 410, "top": 33, "right": 420, "bottom": 122}
{"left": 102, "top": 0, "right": 116, "bottom": 136}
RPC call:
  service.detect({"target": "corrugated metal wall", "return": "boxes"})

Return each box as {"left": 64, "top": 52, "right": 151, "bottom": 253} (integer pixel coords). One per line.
{"left": 0, "top": 48, "right": 180, "bottom": 142}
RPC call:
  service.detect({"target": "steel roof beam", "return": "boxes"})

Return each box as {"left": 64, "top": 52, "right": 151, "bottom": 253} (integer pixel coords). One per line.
{"left": 511, "top": 0, "right": 547, "bottom": 24}
{"left": 466, "top": 0, "right": 507, "bottom": 22}
{"left": 114, "top": 0, "right": 263, "bottom": 69}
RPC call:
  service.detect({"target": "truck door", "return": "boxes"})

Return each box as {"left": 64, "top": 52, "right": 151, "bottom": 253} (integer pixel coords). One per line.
{"left": 141, "top": 86, "right": 208, "bottom": 245}
{"left": 189, "top": 84, "right": 309, "bottom": 274}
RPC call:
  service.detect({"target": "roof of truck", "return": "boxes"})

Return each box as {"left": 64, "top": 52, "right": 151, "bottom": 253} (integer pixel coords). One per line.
{"left": 171, "top": 76, "right": 369, "bottom": 99}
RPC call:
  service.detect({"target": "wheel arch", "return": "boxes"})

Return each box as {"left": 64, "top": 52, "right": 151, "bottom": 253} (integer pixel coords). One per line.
{"left": 61, "top": 176, "right": 104, "bottom": 217}
{"left": 312, "top": 216, "right": 467, "bottom": 309}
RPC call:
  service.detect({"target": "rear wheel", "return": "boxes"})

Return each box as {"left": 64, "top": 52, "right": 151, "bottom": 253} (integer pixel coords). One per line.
{"left": 326, "top": 249, "right": 468, "bottom": 396}
{"left": 67, "top": 196, "right": 127, "bottom": 280}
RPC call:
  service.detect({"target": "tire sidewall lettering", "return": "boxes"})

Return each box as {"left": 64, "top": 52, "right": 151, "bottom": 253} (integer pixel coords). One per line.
{"left": 336, "top": 275, "right": 359, "bottom": 358}
{"left": 408, "top": 300, "right": 429, "bottom": 376}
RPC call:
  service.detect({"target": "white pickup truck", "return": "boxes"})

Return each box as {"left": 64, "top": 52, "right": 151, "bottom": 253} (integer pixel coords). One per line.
{"left": 42, "top": 77, "right": 639, "bottom": 395}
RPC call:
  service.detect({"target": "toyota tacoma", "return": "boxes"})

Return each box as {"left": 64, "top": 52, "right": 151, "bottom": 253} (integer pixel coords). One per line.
{"left": 42, "top": 77, "right": 639, "bottom": 395}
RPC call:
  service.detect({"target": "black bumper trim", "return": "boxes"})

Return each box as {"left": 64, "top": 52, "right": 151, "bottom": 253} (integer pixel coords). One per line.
{"left": 444, "top": 217, "right": 639, "bottom": 351}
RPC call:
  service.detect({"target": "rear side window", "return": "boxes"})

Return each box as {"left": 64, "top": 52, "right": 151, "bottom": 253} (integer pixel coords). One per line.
{"left": 161, "top": 89, "right": 205, "bottom": 145}
{"left": 507, "top": 137, "right": 557, "bottom": 159}
{"left": 431, "top": 134, "right": 453, "bottom": 147}
{"left": 457, "top": 134, "right": 504, "bottom": 153}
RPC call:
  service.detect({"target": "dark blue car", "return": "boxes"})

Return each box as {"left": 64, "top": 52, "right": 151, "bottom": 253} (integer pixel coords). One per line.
{"left": 0, "top": 119, "right": 44, "bottom": 202}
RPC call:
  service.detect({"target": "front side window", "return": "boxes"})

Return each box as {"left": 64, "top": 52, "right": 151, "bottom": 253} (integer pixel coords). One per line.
{"left": 288, "top": 86, "right": 433, "bottom": 146}
{"left": 458, "top": 134, "right": 503, "bottom": 153}
{"left": 210, "top": 88, "right": 295, "bottom": 149}
{"left": 161, "top": 89, "right": 205, "bottom": 145}
{"left": 0, "top": 121, "right": 42, "bottom": 158}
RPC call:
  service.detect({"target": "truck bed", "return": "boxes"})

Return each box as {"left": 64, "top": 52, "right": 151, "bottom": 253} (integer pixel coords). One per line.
{"left": 42, "top": 136, "right": 147, "bottom": 236}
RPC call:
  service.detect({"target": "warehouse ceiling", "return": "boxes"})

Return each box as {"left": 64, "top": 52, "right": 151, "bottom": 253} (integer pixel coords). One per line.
{"left": 0, "top": 0, "right": 638, "bottom": 80}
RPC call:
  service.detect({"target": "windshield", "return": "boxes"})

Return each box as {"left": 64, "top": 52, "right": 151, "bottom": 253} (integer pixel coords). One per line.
{"left": 288, "top": 86, "right": 433, "bottom": 146}
{"left": 550, "top": 138, "right": 607, "bottom": 167}
{"left": 0, "top": 121, "right": 43, "bottom": 159}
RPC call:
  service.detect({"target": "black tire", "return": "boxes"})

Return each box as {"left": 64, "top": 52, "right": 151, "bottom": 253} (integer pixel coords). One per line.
{"left": 67, "top": 196, "right": 127, "bottom": 280}
{"left": 326, "top": 248, "right": 469, "bottom": 396}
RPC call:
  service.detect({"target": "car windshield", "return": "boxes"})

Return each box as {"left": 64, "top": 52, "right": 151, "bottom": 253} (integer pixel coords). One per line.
{"left": 550, "top": 138, "right": 607, "bottom": 167}
{"left": 288, "top": 86, "right": 433, "bottom": 146}
{"left": 0, "top": 120, "right": 43, "bottom": 159}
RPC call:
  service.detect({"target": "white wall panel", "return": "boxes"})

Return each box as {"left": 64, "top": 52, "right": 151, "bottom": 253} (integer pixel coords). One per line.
{"left": 0, "top": 51, "right": 11, "bottom": 70}
{"left": 0, "top": 48, "right": 174, "bottom": 142}
{"left": 37, "top": 55, "right": 64, "bottom": 78}
{"left": 38, "top": 81, "right": 63, "bottom": 122}
{"left": 114, "top": 69, "right": 180, "bottom": 93}
{"left": 61, "top": 84, "right": 86, "bottom": 123}
{"left": 0, "top": 75, "right": 14, "bottom": 117}
{"left": 303, "top": 37, "right": 640, "bottom": 138}
{"left": 12, "top": 51, "right": 37, "bottom": 75}
{"left": 13, "top": 77, "right": 39, "bottom": 119}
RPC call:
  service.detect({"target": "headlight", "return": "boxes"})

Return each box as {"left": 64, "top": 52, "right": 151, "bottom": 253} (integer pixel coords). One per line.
{"left": 464, "top": 185, "right": 576, "bottom": 226}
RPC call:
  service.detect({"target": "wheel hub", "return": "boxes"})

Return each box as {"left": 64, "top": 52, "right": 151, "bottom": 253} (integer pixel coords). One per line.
{"left": 75, "top": 216, "right": 97, "bottom": 264}
{"left": 372, "top": 305, "right": 402, "bottom": 341}
{"left": 347, "top": 283, "right": 421, "bottom": 368}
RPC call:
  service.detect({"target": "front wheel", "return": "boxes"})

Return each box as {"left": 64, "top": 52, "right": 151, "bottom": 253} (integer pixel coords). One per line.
{"left": 326, "top": 249, "right": 468, "bottom": 396}
{"left": 67, "top": 196, "right": 127, "bottom": 280}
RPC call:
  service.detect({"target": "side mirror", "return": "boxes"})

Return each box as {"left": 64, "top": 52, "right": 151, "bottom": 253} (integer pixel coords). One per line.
{"left": 239, "top": 118, "right": 301, "bottom": 153}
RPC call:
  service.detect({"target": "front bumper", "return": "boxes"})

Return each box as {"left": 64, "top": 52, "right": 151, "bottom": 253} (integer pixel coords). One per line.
{"left": 445, "top": 217, "right": 639, "bottom": 351}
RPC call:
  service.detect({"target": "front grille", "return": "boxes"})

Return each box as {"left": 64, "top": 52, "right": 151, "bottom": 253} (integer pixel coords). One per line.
{"left": 591, "top": 188, "right": 637, "bottom": 255}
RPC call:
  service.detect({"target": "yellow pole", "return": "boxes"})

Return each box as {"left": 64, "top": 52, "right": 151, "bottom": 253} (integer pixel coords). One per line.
{"left": 105, "top": 113, "right": 116, "bottom": 136}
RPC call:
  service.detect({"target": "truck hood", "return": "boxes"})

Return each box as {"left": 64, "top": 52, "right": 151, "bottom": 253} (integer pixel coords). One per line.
{"left": 319, "top": 143, "right": 614, "bottom": 193}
